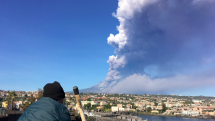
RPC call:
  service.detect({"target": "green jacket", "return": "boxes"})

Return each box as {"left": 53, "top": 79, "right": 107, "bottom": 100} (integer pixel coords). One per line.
{"left": 18, "top": 97, "right": 71, "bottom": 121}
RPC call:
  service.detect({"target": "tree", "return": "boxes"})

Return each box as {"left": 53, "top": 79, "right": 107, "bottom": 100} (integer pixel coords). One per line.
{"left": 105, "top": 109, "right": 110, "bottom": 112}
{"left": 84, "top": 103, "right": 91, "bottom": 110}
{"left": 0, "top": 98, "right": 3, "bottom": 102}
{"left": 146, "top": 107, "right": 152, "bottom": 113}
{"left": 104, "top": 104, "right": 111, "bottom": 109}
{"left": 21, "top": 101, "right": 30, "bottom": 111}
{"left": 162, "top": 102, "right": 167, "bottom": 113}
{"left": 36, "top": 88, "right": 43, "bottom": 100}
{"left": 21, "top": 97, "right": 26, "bottom": 105}
{"left": 67, "top": 102, "right": 71, "bottom": 105}
{"left": 6, "top": 91, "right": 17, "bottom": 110}
{"left": 30, "top": 94, "right": 36, "bottom": 104}
{"left": 6, "top": 100, "right": 11, "bottom": 108}
{"left": 131, "top": 103, "right": 138, "bottom": 109}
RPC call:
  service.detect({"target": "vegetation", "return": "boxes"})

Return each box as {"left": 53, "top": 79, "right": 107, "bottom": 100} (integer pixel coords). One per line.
{"left": 84, "top": 103, "right": 92, "bottom": 110}
{"left": 131, "top": 103, "right": 138, "bottom": 109}
{"left": 162, "top": 102, "right": 167, "bottom": 113}
{"left": 103, "top": 104, "right": 111, "bottom": 112}
{"left": 21, "top": 97, "right": 26, "bottom": 105}
{"left": 13, "top": 97, "right": 26, "bottom": 101}
{"left": 21, "top": 101, "right": 30, "bottom": 111}
{"left": 5, "top": 91, "right": 17, "bottom": 110}
{"left": 0, "top": 98, "right": 3, "bottom": 102}
{"left": 146, "top": 107, "right": 152, "bottom": 113}
{"left": 36, "top": 88, "right": 43, "bottom": 100}
{"left": 30, "top": 94, "right": 36, "bottom": 104}
{"left": 5, "top": 100, "right": 11, "bottom": 107}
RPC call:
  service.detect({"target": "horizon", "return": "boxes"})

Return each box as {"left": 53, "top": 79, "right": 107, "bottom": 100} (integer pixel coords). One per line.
{"left": 1, "top": 0, "right": 215, "bottom": 96}
{"left": 1, "top": 89, "right": 215, "bottom": 98}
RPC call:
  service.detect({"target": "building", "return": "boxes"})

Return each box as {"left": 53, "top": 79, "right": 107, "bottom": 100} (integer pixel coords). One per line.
{"left": 165, "top": 110, "right": 173, "bottom": 115}
{"left": 126, "top": 104, "right": 132, "bottom": 108}
{"left": 117, "top": 104, "right": 123, "bottom": 108}
{"left": 119, "top": 108, "right": 125, "bottom": 111}
{"left": 199, "top": 107, "right": 215, "bottom": 114}
{"left": 182, "top": 109, "right": 199, "bottom": 116}
{"left": 81, "top": 101, "right": 98, "bottom": 107}
{"left": 111, "top": 106, "right": 119, "bottom": 112}
{"left": 13, "top": 101, "right": 22, "bottom": 108}
{"left": 100, "top": 101, "right": 107, "bottom": 106}
{"left": 192, "top": 99, "right": 202, "bottom": 103}
{"left": 2, "top": 101, "right": 7, "bottom": 108}
{"left": 151, "top": 110, "right": 159, "bottom": 114}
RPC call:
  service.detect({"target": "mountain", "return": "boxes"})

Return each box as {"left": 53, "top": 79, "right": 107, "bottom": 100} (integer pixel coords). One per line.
{"left": 68, "top": 80, "right": 119, "bottom": 93}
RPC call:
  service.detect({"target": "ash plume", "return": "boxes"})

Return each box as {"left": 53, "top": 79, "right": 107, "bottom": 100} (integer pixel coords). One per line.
{"left": 82, "top": 0, "right": 215, "bottom": 94}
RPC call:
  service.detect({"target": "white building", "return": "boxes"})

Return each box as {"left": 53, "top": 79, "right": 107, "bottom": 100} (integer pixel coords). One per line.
{"left": 182, "top": 110, "right": 199, "bottom": 116}
{"left": 81, "top": 101, "right": 98, "bottom": 107}
{"left": 100, "top": 101, "right": 107, "bottom": 106}
{"left": 119, "top": 108, "right": 125, "bottom": 111}
{"left": 192, "top": 99, "right": 202, "bottom": 103}
{"left": 111, "top": 106, "right": 119, "bottom": 112}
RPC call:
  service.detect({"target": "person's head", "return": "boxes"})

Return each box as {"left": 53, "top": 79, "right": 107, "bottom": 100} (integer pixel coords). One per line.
{"left": 43, "top": 81, "right": 65, "bottom": 104}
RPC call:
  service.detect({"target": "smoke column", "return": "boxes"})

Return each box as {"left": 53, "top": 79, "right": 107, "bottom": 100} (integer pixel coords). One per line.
{"left": 87, "top": 0, "right": 215, "bottom": 94}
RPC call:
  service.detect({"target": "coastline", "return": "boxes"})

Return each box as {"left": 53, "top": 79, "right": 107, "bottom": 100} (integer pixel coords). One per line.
{"left": 134, "top": 113, "right": 215, "bottom": 120}
{"left": 83, "top": 111, "right": 215, "bottom": 120}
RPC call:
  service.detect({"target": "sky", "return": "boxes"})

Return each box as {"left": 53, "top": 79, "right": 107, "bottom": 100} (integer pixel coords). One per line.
{"left": 0, "top": 0, "right": 119, "bottom": 91}
{"left": 1, "top": 0, "right": 215, "bottom": 96}
{"left": 100, "top": 0, "right": 215, "bottom": 96}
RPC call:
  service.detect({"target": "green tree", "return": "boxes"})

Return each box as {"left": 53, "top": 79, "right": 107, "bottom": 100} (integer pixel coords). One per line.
{"left": 21, "top": 101, "right": 30, "bottom": 111}
{"left": 84, "top": 103, "right": 91, "bottom": 110}
{"left": 162, "top": 102, "right": 167, "bottom": 113}
{"left": 30, "top": 94, "right": 36, "bottom": 104}
{"left": 67, "top": 102, "right": 71, "bottom": 105}
{"left": 146, "top": 107, "right": 152, "bottom": 113}
{"left": 131, "top": 103, "right": 138, "bottom": 109}
{"left": 6, "top": 91, "right": 17, "bottom": 110}
{"left": 21, "top": 97, "right": 26, "bottom": 105}
{"left": 158, "top": 109, "right": 162, "bottom": 114}
{"left": 105, "top": 108, "right": 110, "bottom": 112}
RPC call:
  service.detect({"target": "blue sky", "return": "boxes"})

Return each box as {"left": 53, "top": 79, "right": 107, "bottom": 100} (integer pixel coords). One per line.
{"left": 1, "top": 0, "right": 215, "bottom": 96}
{"left": 0, "top": 0, "right": 119, "bottom": 91}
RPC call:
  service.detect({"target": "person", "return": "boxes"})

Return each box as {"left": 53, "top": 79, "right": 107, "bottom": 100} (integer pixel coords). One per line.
{"left": 18, "top": 81, "right": 71, "bottom": 121}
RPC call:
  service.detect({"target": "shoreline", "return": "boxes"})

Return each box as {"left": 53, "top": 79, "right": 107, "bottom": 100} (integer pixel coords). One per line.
{"left": 134, "top": 113, "right": 215, "bottom": 120}
{"left": 85, "top": 111, "right": 215, "bottom": 120}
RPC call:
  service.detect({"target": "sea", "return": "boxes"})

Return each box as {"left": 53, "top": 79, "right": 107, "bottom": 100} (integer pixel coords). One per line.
{"left": 138, "top": 115, "right": 215, "bottom": 121}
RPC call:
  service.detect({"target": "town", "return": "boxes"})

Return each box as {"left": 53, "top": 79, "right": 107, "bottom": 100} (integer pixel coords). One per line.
{"left": 1, "top": 89, "right": 215, "bottom": 118}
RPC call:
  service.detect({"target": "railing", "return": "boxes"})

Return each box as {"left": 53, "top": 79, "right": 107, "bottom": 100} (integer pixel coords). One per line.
{"left": 0, "top": 109, "right": 8, "bottom": 117}
{"left": 0, "top": 109, "right": 24, "bottom": 118}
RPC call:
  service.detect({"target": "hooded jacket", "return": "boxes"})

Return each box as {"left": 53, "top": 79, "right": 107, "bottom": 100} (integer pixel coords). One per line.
{"left": 18, "top": 97, "right": 71, "bottom": 121}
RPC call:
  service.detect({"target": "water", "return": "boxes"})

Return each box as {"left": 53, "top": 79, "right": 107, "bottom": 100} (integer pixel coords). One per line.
{"left": 138, "top": 115, "right": 215, "bottom": 121}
